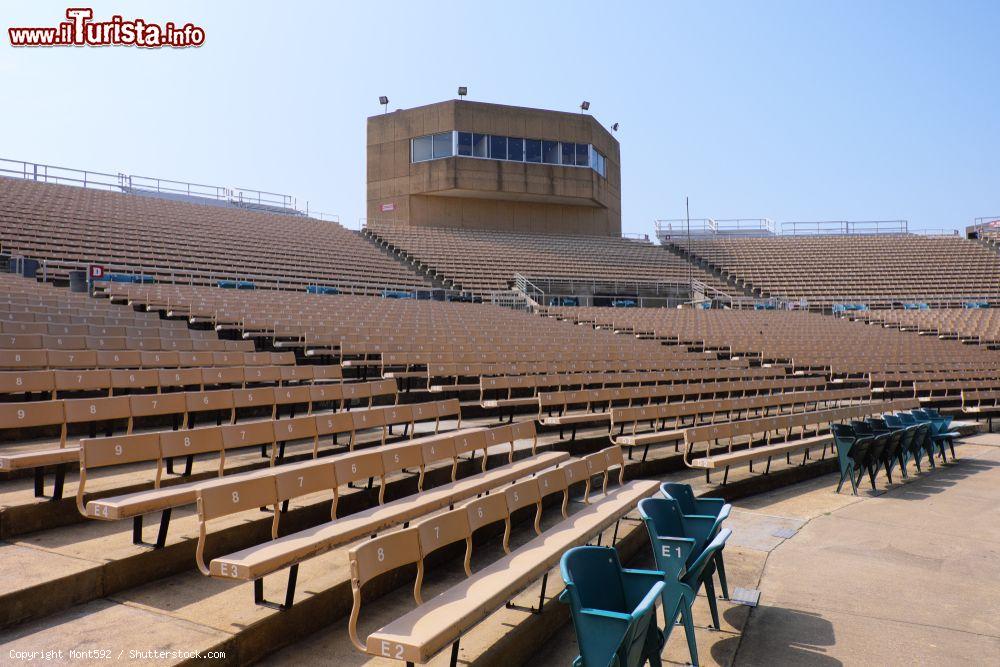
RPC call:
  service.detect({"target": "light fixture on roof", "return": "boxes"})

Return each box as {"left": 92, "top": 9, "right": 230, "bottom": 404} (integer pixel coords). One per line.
{"left": 458, "top": 86, "right": 468, "bottom": 99}
{"left": 580, "top": 101, "right": 590, "bottom": 112}
{"left": 612, "top": 123, "right": 619, "bottom": 132}
{"left": 379, "top": 96, "right": 389, "bottom": 114}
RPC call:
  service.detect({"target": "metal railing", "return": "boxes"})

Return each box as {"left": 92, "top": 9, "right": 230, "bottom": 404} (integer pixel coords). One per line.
{"left": 654, "top": 219, "right": 716, "bottom": 238}
{"left": 125, "top": 174, "right": 230, "bottom": 201}
{"left": 513, "top": 273, "right": 545, "bottom": 307}
{"left": 0, "top": 157, "right": 335, "bottom": 221}
{"left": 780, "top": 220, "right": 909, "bottom": 235}
{"left": 0, "top": 157, "right": 124, "bottom": 191}
{"left": 654, "top": 218, "right": 775, "bottom": 239}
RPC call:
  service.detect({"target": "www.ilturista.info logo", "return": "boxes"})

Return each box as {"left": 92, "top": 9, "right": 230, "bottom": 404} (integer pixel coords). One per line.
{"left": 8, "top": 8, "right": 205, "bottom": 48}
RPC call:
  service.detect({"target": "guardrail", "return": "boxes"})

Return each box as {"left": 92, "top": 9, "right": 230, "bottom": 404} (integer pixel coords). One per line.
{"left": 780, "top": 220, "right": 909, "bottom": 235}
{"left": 654, "top": 218, "right": 775, "bottom": 239}
{"left": 0, "top": 156, "right": 336, "bottom": 221}
{"left": 0, "top": 158, "right": 124, "bottom": 191}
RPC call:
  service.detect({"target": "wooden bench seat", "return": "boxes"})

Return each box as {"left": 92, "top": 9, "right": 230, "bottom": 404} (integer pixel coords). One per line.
{"left": 539, "top": 411, "right": 612, "bottom": 426}
{"left": 615, "top": 428, "right": 685, "bottom": 447}
{"left": 207, "top": 451, "right": 569, "bottom": 581}
{"left": 83, "top": 411, "right": 475, "bottom": 522}
{"left": 480, "top": 397, "right": 538, "bottom": 409}
{"left": 689, "top": 434, "right": 830, "bottom": 468}
{"left": 360, "top": 479, "right": 659, "bottom": 664}
{"left": 0, "top": 445, "right": 80, "bottom": 471}
{"left": 683, "top": 398, "right": 918, "bottom": 483}
{"left": 428, "top": 383, "right": 480, "bottom": 393}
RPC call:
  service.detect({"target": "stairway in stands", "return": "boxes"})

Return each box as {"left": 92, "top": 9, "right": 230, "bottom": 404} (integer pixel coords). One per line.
{"left": 357, "top": 228, "right": 452, "bottom": 291}
{"left": 659, "top": 243, "right": 761, "bottom": 299}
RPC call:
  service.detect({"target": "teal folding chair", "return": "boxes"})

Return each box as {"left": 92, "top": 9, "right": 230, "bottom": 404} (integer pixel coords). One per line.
{"left": 912, "top": 409, "right": 959, "bottom": 459}
{"left": 559, "top": 546, "right": 667, "bottom": 667}
{"left": 639, "top": 496, "right": 732, "bottom": 664}
{"left": 831, "top": 423, "right": 873, "bottom": 494}
{"left": 659, "top": 482, "right": 730, "bottom": 599}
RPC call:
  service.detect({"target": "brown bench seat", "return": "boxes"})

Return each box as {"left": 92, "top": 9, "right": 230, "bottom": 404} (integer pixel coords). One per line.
{"left": 688, "top": 434, "right": 830, "bottom": 468}
{"left": 359, "top": 479, "right": 659, "bottom": 664}
{"left": 207, "top": 450, "right": 569, "bottom": 581}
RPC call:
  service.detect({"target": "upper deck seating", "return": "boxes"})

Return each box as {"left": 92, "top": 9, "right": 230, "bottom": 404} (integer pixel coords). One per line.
{"left": 365, "top": 221, "right": 733, "bottom": 295}
{"left": 665, "top": 234, "right": 1000, "bottom": 306}
{"left": 0, "top": 177, "right": 431, "bottom": 292}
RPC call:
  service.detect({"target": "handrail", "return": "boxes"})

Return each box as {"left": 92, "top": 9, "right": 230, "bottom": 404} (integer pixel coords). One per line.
{"left": 0, "top": 157, "right": 122, "bottom": 191}
{"left": 780, "top": 220, "right": 909, "bottom": 235}
{"left": 0, "top": 156, "right": 327, "bottom": 219}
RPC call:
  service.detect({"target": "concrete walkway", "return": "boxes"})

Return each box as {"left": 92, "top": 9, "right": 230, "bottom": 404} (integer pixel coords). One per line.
{"left": 532, "top": 434, "right": 1000, "bottom": 666}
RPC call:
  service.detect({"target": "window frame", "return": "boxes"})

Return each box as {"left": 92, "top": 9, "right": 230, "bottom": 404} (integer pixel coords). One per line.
{"left": 409, "top": 130, "right": 608, "bottom": 178}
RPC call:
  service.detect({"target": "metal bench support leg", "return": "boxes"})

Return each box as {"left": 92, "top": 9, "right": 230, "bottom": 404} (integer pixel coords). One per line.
{"left": 253, "top": 564, "right": 299, "bottom": 610}
{"left": 505, "top": 572, "right": 548, "bottom": 615}
{"left": 132, "top": 508, "right": 172, "bottom": 549}
{"left": 33, "top": 463, "right": 67, "bottom": 501}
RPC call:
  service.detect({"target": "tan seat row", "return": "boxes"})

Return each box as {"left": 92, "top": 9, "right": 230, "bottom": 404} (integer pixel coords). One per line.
{"left": 201, "top": 423, "right": 551, "bottom": 598}
{"left": 0, "top": 363, "right": 340, "bottom": 398}
{"left": 537, "top": 376, "right": 825, "bottom": 434}
{"left": 610, "top": 386, "right": 870, "bottom": 460}
{"left": 0, "top": 349, "right": 292, "bottom": 371}
{"left": 354, "top": 473, "right": 658, "bottom": 664}
{"left": 683, "top": 398, "right": 919, "bottom": 482}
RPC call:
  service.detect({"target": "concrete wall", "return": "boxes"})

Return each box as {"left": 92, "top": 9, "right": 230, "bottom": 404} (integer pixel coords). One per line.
{"left": 367, "top": 100, "right": 621, "bottom": 236}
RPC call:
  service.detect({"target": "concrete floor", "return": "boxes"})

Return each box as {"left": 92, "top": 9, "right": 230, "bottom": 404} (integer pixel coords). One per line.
{"left": 531, "top": 434, "right": 1000, "bottom": 666}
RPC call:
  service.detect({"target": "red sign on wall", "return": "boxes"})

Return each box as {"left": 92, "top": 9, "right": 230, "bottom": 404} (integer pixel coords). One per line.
{"left": 380, "top": 203, "right": 396, "bottom": 213}
{"left": 89, "top": 264, "right": 105, "bottom": 279}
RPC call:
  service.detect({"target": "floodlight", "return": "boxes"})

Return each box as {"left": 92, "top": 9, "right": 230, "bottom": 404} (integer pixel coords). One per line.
{"left": 612, "top": 123, "right": 619, "bottom": 132}
{"left": 580, "top": 101, "right": 590, "bottom": 111}
{"left": 458, "top": 86, "right": 468, "bottom": 99}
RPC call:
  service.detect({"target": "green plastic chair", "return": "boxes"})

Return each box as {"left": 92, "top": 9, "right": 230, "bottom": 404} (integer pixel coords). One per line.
{"left": 639, "top": 497, "right": 732, "bottom": 659}
{"left": 831, "top": 423, "right": 873, "bottom": 494}
{"left": 559, "top": 545, "right": 667, "bottom": 667}
{"left": 659, "top": 482, "right": 730, "bottom": 599}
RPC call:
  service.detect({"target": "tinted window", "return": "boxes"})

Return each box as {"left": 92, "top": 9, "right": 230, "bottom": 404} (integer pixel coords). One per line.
{"left": 561, "top": 143, "right": 575, "bottom": 166}
{"left": 412, "top": 135, "right": 432, "bottom": 162}
{"left": 490, "top": 135, "right": 507, "bottom": 160}
{"left": 542, "top": 141, "right": 560, "bottom": 164}
{"left": 525, "top": 139, "right": 542, "bottom": 163}
{"left": 432, "top": 132, "right": 452, "bottom": 159}
{"left": 507, "top": 137, "right": 524, "bottom": 161}
{"left": 457, "top": 132, "right": 472, "bottom": 156}
{"left": 472, "top": 133, "right": 488, "bottom": 158}
{"left": 576, "top": 143, "right": 590, "bottom": 167}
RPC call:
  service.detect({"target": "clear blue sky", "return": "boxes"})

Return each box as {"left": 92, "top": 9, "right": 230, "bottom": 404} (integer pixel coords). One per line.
{"left": 2, "top": 0, "right": 998, "bottom": 235}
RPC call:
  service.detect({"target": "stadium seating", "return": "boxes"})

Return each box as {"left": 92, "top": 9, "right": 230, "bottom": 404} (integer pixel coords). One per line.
{"left": 0, "top": 175, "right": 991, "bottom": 666}
{"left": 559, "top": 545, "right": 667, "bottom": 667}
{"left": 349, "top": 470, "right": 657, "bottom": 663}
{"left": 858, "top": 307, "right": 1000, "bottom": 348}
{"left": 365, "top": 221, "right": 734, "bottom": 295}
{"left": 664, "top": 234, "right": 1000, "bottom": 306}
{"left": 682, "top": 399, "right": 916, "bottom": 483}
{"left": 638, "top": 496, "right": 731, "bottom": 633}
{"left": 0, "top": 178, "right": 432, "bottom": 292}
{"left": 831, "top": 407, "right": 953, "bottom": 494}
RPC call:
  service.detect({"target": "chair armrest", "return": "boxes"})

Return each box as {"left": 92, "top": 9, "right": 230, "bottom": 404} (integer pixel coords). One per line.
{"left": 630, "top": 580, "right": 666, "bottom": 619}
{"left": 621, "top": 569, "right": 669, "bottom": 608}
{"left": 693, "top": 497, "right": 726, "bottom": 515}
{"left": 580, "top": 608, "right": 632, "bottom": 622}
